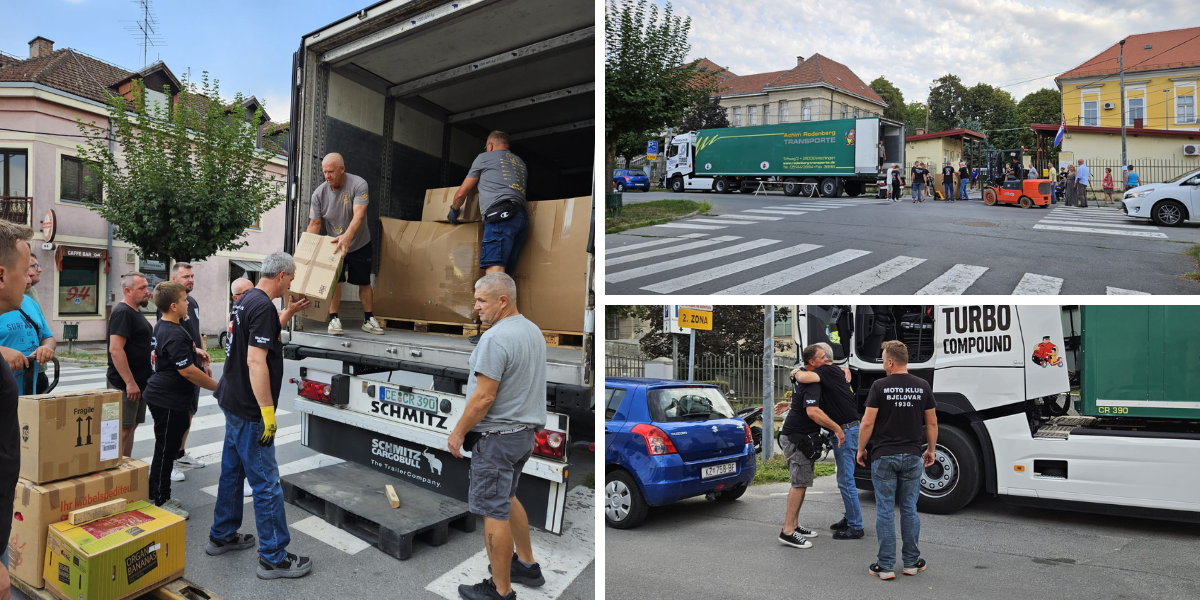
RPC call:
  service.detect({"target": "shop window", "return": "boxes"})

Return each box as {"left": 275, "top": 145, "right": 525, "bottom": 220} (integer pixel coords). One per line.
{"left": 139, "top": 259, "right": 169, "bottom": 315}
{"left": 61, "top": 156, "right": 103, "bottom": 203}
{"left": 59, "top": 256, "right": 100, "bottom": 316}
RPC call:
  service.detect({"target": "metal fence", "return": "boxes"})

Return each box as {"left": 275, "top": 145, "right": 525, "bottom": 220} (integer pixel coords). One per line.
{"left": 605, "top": 342, "right": 648, "bottom": 378}
{"left": 1074, "top": 158, "right": 1199, "bottom": 196}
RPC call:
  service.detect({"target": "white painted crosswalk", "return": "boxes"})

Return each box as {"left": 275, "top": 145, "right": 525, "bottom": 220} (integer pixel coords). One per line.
{"left": 1033, "top": 207, "right": 1168, "bottom": 238}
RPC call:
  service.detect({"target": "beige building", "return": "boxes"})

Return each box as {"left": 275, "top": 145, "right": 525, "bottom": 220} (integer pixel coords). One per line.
{"left": 700, "top": 55, "right": 888, "bottom": 127}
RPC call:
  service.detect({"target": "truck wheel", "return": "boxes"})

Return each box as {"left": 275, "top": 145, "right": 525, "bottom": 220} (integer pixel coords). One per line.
{"left": 605, "top": 470, "right": 649, "bottom": 529}
{"left": 783, "top": 178, "right": 802, "bottom": 196}
{"left": 1151, "top": 200, "right": 1186, "bottom": 226}
{"left": 819, "top": 178, "right": 842, "bottom": 198}
{"left": 713, "top": 482, "right": 748, "bottom": 502}
{"left": 1019, "top": 196, "right": 1033, "bottom": 209}
{"left": 843, "top": 182, "right": 862, "bottom": 197}
{"left": 917, "top": 424, "right": 981, "bottom": 514}
{"left": 714, "top": 177, "right": 731, "bottom": 194}
{"left": 670, "top": 177, "right": 684, "bottom": 193}
{"left": 983, "top": 188, "right": 998, "bottom": 206}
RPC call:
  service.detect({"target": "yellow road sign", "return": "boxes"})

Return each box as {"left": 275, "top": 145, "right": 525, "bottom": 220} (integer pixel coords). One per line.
{"left": 678, "top": 307, "right": 713, "bottom": 330}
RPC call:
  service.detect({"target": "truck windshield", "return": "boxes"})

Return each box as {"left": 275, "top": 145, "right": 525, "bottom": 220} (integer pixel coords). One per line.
{"left": 647, "top": 387, "right": 735, "bottom": 422}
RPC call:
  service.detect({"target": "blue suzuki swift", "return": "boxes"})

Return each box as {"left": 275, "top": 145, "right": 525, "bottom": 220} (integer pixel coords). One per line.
{"left": 604, "top": 378, "right": 757, "bottom": 529}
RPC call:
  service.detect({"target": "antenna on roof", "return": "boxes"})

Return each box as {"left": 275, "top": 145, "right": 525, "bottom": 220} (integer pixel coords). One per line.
{"left": 121, "top": 0, "right": 167, "bottom": 69}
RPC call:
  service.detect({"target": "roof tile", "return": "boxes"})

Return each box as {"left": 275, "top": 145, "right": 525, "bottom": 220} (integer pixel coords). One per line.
{"left": 709, "top": 54, "right": 885, "bottom": 105}
{"left": 1059, "top": 26, "right": 1200, "bottom": 80}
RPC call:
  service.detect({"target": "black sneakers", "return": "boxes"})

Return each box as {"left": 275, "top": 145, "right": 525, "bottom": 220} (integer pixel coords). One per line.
{"left": 458, "top": 578, "right": 516, "bottom": 600}
{"left": 793, "top": 525, "right": 818, "bottom": 538}
{"left": 833, "top": 528, "right": 865, "bottom": 540}
{"left": 868, "top": 563, "right": 895, "bottom": 580}
{"left": 205, "top": 533, "right": 255, "bottom": 556}
{"left": 904, "top": 558, "right": 928, "bottom": 575}
{"left": 830, "top": 517, "right": 848, "bottom": 532}
{"left": 488, "top": 553, "right": 546, "bottom": 586}
{"left": 777, "top": 529, "right": 812, "bottom": 549}
{"left": 256, "top": 553, "right": 313, "bottom": 579}
{"left": 468, "top": 334, "right": 482, "bottom": 345}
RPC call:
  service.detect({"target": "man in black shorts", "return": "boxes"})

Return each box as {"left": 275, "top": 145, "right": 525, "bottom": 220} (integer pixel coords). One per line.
{"left": 307, "top": 152, "right": 383, "bottom": 336}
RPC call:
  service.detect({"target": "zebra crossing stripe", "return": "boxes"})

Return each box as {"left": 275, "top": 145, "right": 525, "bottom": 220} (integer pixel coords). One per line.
{"left": 914, "top": 264, "right": 989, "bottom": 295}
{"left": 782, "top": 203, "right": 854, "bottom": 208}
{"left": 1046, "top": 212, "right": 1143, "bottom": 222}
{"left": 715, "top": 214, "right": 783, "bottom": 221}
{"left": 639, "top": 244, "right": 823, "bottom": 294}
{"left": 715, "top": 249, "right": 872, "bottom": 295}
{"left": 200, "top": 454, "right": 345, "bottom": 505}
{"left": 761, "top": 206, "right": 827, "bottom": 211}
{"left": 134, "top": 409, "right": 291, "bottom": 443}
{"left": 1039, "top": 219, "right": 1157, "bottom": 230}
{"left": 651, "top": 223, "right": 727, "bottom": 230}
{"left": 139, "top": 425, "right": 303, "bottom": 465}
{"left": 606, "top": 239, "right": 781, "bottom": 283}
{"left": 291, "top": 516, "right": 373, "bottom": 554}
{"left": 1107, "top": 287, "right": 1150, "bottom": 295}
{"left": 606, "top": 233, "right": 707, "bottom": 255}
{"left": 687, "top": 218, "right": 761, "bottom": 225}
{"left": 606, "top": 236, "right": 742, "bottom": 266}
{"left": 811, "top": 256, "right": 927, "bottom": 295}
{"left": 742, "top": 209, "right": 821, "bottom": 215}
{"left": 1013, "top": 273, "right": 1064, "bottom": 295}
{"left": 1033, "top": 224, "right": 1167, "bottom": 238}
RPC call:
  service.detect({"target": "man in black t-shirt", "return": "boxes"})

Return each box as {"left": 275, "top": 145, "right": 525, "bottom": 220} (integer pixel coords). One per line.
{"left": 109, "top": 272, "right": 154, "bottom": 458}
{"left": 0, "top": 221, "right": 33, "bottom": 586}
{"left": 209, "top": 252, "right": 312, "bottom": 580}
{"left": 941, "top": 164, "right": 955, "bottom": 202}
{"left": 911, "top": 162, "right": 929, "bottom": 202}
{"left": 958, "top": 162, "right": 971, "bottom": 200}
{"left": 155, "top": 262, "right": 211, "bottom": 481}
{"left": 145, "top": 282, "right": 220, "bottom": 521}
{"left": 774, "top": 380, "right": 823, "bottom": 549}
{"left": 857, "top": 340, "right": 937, "bottom": 580}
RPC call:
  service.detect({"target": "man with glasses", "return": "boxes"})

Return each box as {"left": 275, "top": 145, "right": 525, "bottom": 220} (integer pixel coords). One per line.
{"left": 0, "top": 247, "right": 55, "bottom": 394}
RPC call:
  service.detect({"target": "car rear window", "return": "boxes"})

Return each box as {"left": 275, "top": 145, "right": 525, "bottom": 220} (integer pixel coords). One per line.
{"left": 647, "top": 387, "right": 735, "bottom": 422}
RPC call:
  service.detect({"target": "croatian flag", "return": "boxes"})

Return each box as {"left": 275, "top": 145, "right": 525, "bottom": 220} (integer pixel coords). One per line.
{"left": 1053, "top": 116, "right": 1065, "bottom": 148}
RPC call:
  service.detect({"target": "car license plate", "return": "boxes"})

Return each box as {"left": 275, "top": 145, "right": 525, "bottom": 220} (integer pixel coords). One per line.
{"left": 701, "top": 462, "right": 736, "bottom": 480}
{"left": 379, "top": 387, "right": 439, "bottom": 413}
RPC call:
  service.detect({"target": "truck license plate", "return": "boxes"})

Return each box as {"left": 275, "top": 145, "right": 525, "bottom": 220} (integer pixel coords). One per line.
{"left": 379, "top": 387, "right": 439, "bottom": 413}
{"left": 701, "top": 462, "right": 736, "bottom": 480}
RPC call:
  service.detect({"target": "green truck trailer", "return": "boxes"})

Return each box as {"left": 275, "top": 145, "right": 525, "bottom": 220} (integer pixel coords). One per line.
{"left": 664, "top": 117, "right": 906, "bottom": 197}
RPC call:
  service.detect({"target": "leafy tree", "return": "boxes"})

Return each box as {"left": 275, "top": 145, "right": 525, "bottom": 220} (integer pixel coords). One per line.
{"left": 904, "top": 101, "right": 928, "bottom": 136}
{"left": 605, "top": 0, "right": 718, "bottom": 184}
{"left": 76, "top": 74, "right": 282, "bottom": 264}
{"left": 615, "top": 130, "right": 656, "bottom": 168}
{"left": 960, "top": 83, "right": 1020, "bottom": 149}
{"left": 678, "top": 95, "right": 730, "bottom": 131}
{"left": 638, "top": 306, "right": 791, "bottom": 359}
{"left": 868, "top": 77, "right": 907, "bottom": 123}
{"left": 927, "top": 74, "right": 967, "bottom": 133}
{"left": 1016, "top": 88, "right": 1063, "bottom": 149}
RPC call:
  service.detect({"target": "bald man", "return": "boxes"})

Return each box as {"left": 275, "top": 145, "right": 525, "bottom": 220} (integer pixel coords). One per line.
{"left": 307, "top": 153, "right": 384, "bottom": 336}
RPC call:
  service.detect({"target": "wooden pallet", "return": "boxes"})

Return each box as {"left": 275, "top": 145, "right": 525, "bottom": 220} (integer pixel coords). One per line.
{"left": 378, "top": 317, "right": 480, "bottom": 338}
{"left": 542, "top": 330, "right": 584, "bottom": 348}
{"left": 281, "top": 461, "right": 476, "bottom": 561}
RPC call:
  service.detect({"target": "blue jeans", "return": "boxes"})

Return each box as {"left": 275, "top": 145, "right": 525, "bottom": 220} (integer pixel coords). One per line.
{"left": 480, "top": 209, "right": 529, "bottom": 273}
{"left": 959, "top": 180, "right": 969, "bottom": 199}
{"left": 871, "top": 453, "right": 923, "bottom": 570}
{"left": 912, "top": 182, "right": 924, "bottom": 199}
{"left": 943, "top": 182, "right": 953, "bottom": 201}
{"left": 831, "top": 425, "right": 864, "bottom": 530}
{"left": 209, "top": 408, "right": 291, "bottom": 564}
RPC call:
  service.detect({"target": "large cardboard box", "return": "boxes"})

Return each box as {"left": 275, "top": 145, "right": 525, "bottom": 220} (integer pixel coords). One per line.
{"left": 375, "top": 218, "right": 483, "bottom": 324}
{"left": 44, "top": 500, "right": 185, "bottom": 600}
{"left": 422, "top": 187, "right": 481, "bottom": 223}
{"left": 290, "top": 232, "right": 344, "bottom": 301}
{"left": 18, "top": 389, "right": 123, "bottom": 484}
{"left": 513, "top": 196, "right": 592, "bottom": 333}
{"left": 7, "top": 459, "right": 149, "bottom": 588}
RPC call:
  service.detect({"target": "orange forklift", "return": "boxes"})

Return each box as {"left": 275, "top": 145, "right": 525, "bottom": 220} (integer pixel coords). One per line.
{"left": 982, "top": 148, "right": 1053, "bottom": 209}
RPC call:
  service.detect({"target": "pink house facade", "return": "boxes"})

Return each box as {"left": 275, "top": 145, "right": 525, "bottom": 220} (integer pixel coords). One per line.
{"left": 0, "top": 37, "right": 289, "bottom": 342}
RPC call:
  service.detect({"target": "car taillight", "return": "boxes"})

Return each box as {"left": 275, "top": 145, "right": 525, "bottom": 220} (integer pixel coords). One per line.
{"left": 533, "top": 430, "right": 565, "bottom": 460}
{"left": 631, "top": 424, "right": 677, "bottom": 456}
{"left": 744, "top": 424, "right": 752, "bottom": 445}
{"left": 291, "top": 377, "right": 331, "bottom": 403}
{"left": 624, "top": 176, "right": 631, "bottom": 181}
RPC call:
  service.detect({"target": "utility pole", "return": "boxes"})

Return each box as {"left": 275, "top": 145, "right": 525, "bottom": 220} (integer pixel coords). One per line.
{"left": 1120, "top": 39, "right": 1127, "bottom": 170}
{"left": 762, "top": 305, "right": 775, "bottom": 460}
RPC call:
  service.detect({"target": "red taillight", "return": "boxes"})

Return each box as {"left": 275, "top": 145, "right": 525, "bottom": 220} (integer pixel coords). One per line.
{"left": 631, "top": 424, "right": 678, "bottom": 456}
{"left": 292, "top": 377, "right": 331, "bottom": 403}
{"left": 744, "top": 424, "right": 752, "bottom": 445}
{"left": 533, "top": 430, "right": 566, "bottom": 460}
{"left": 624, "top": 176, "right": 631, "bottom": 181}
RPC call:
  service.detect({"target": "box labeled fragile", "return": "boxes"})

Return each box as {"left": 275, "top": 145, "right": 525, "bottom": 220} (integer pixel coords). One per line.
{"left": 7, "top": 459, "right": 149, "bottom": 588}
{"left": 43, "top": 501, "right": 185, "bottom": 600}
{"left": 290, "top": 232, "right": 345, "bottom": 300}
{"left": 18, "top": 389, "right": 123, "bottom": 484}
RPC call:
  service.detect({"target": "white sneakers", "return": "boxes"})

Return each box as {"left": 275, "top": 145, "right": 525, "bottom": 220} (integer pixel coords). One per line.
{"left": 363, "top": 317, "right": 385, "bottom": 335}
{"left": 171, "top": 469, "right": 186, "bottom": 482}
{"left": 327, "top": 317, "right": 344, "bottom": 336}
{"left": 244, "top": 480, "right": 253, "bottom": 497}
{"left": 175, "top": 452, "right": 205, "bottom": 469}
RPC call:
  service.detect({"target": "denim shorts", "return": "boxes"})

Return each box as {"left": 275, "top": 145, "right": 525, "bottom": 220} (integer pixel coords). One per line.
{"left": 468, "top": 428, "right": 534, "bottom": 520}
{"left": 479, "top": 209, "right": 529, "bottom": 272}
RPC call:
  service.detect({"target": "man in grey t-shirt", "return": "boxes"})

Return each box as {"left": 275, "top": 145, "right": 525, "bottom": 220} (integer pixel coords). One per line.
{"left": 450, "top": 131, "right": 530, "bottom": 276}
{"left": 306, "top": 152, "right": 384, "bottom": 336}
{"left": 448, "top": 272, "right": 547, "bottom": 600}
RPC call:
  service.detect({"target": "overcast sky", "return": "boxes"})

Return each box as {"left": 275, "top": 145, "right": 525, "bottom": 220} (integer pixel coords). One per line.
{"left": 660, "top": 0, "right": 1199, "bottom": 104}
{"left": 2, "top": 0, "right": 355, "bottom": 123}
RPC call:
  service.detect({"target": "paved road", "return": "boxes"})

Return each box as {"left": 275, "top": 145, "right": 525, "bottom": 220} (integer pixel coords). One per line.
{"left": 605, "top": 470, "right": 1200, "bottom": 600}
{"left": 12, "top": 360, "right": 595, "bottom": 600}
{"left": 607, "top": 190, "right": 1200, "bottom": 295}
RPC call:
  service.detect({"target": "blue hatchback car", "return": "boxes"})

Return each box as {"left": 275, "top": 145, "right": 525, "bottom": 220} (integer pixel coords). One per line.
{"left": 612, "top": 169, "right": 650, "bottom": 192}
{"left": 604, "top": 378, "right": 757, "bottom": 529}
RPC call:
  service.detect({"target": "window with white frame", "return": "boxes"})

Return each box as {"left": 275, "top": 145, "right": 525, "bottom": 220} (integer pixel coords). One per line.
{"left": 732, "top": 107, "right": 741, "bottom": 126}
{"left": 1127, "top": 96, "right": 1145, "bottom": 125}
{"left": 853, "top": 108, "right": 860, "bottom": 118}
{"left": 1177, "top": 93, "right": 1196, "bottom": 124}
{"left": 779, "top": 100, "right": 789, "bottom": 123}
{"left": 748, "top": 105, "right": 757, "bottom": 126}
{"left": 840, "top": 104, "right": 847, "bottom": 119}
{"left": 1082, "top": 99, "right": 1099, "bottom": 126}
{"left": 801, "top": 99, "right": 812, "bottom": 121}
{"left": 762, "top": 104, "right": 769, "bottom": 124}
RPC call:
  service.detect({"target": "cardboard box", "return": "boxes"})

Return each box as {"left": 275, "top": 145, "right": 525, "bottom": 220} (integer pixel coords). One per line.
{"left": 513, "top": 196, "right": 592, "bottom": 333}
{"left": 7, "top": 459, "right": 149, "bottom": 588}
{"left": 18, "top": 389, "right": 123, "bottom": 484}
{"left": 375, "top": 218, "right": 483, "bottom": 324}
{"left": 44, "top": 500, "right": 185, "bottom": 600}
{"left": 290, "top": 232, "right": 345, "bottom": 300}
{"left": 422, "top": 187, "right": 481, "bottom": 223}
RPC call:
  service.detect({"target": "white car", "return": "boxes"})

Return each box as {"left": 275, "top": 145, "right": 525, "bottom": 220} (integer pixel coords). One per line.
{"left": 1121, "top": 168, "right": 1200, "bottom": 226}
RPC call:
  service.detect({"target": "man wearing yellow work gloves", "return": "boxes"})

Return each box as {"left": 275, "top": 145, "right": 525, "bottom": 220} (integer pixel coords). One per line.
{"left": 208, "top": 252, "right": 313, "bottom": 580}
